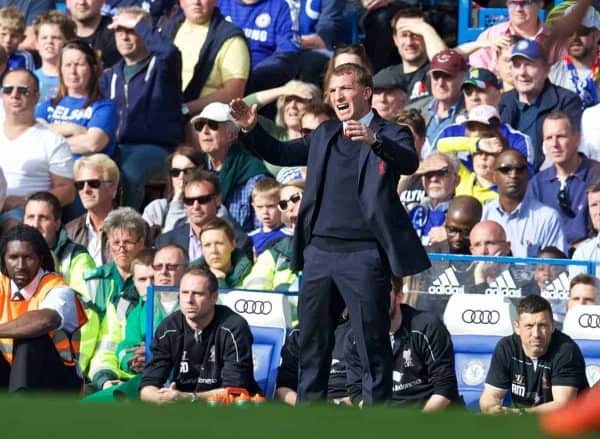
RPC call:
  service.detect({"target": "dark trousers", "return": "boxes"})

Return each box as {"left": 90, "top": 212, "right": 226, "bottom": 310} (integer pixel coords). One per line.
{"left": 297, "top": 244, "right": 392, "bottom": 404}
{"left": 0, "top": 336, "right": 82, "bottom": 392}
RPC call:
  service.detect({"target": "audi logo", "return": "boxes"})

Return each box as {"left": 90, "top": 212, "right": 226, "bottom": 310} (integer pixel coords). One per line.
{"left": 234, "top": 299, "right": 273, "bottom": 315}
{"left": 461, "top": 309, "right": 501, "bottom": 325}
{"left": 578, "top": 313, "right": 600, "bottom": 329}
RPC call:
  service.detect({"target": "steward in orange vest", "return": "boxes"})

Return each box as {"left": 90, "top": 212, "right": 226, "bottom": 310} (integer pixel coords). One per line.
{"left": 0, "top": 225, "right": 88, "bottom": 392}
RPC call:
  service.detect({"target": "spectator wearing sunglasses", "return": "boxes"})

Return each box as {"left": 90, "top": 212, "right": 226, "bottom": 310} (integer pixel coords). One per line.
{"left": 408, "top": 153, "right": 460, "bottom": 246}
{"left": 100, "top": 7, "right": 184, "bottom": 211}
{"left": 66, "top": 154, "right": 120, "bottom": 266}
{"left": 154, "top": 168, "right": 252, "bottom": 262}
{"left": 191, "top": 102, "right": 269, "bottom": 232}
{"left": 0, "top": 68, "right": 75, "bottom": 231}
{"left": 483, "top": 149, "right": 567, "bottom": 257}
{"left": 528, "top": 112, "right": 600, "bottom": 251}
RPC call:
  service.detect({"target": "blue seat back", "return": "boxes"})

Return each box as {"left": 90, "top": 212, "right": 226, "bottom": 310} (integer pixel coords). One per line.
{"left": 250, "top": 325, "right": 286, "bottom": 399}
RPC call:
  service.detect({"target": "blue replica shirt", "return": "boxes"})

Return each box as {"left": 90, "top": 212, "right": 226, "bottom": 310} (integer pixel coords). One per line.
{"left": 218, "top": 0, "right": 300, "bottom": 66}
{"left": 35, "top": 96, "right": 118, "bottom": 158}
{"left": 7, "top": 50, "right": 35, "bottom": 71}
{"left": 248, "top": 225, "right": 287, "bottom": 255}
{"left": 34, "top": 68, "right": 58, "bottom": 105}
{"left": 408, "top": 200, "right": 449, "bottom": 245}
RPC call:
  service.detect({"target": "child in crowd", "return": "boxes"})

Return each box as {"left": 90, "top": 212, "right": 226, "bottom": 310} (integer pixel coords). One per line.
{"left": 0, "top": 7, "right": 34, "bottom": 71}
{"left": 33, "top": 11, "right": 76, "bottom": 104}
{"left": 248, "top": 177, "right": 287, "bottom": 258}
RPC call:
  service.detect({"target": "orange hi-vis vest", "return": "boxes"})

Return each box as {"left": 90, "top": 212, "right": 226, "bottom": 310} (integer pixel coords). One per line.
{"left": 0, "top": 272, "right": 88, "bottom": 366}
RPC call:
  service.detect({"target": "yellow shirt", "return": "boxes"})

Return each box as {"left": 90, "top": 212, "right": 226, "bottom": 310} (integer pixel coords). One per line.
{"left": 174, "top": 20, "right": 250, "bottom": 98}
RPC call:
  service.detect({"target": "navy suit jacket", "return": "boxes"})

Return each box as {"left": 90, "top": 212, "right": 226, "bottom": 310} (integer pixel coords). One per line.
{"left": 241, "top": 112, "right": 431, "bottom": 277}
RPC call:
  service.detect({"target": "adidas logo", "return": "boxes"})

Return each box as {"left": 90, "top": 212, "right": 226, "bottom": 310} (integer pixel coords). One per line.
{"left": 485, "top": 270, "right": 522, "bottom": 297}
{"left": 428, "top": 268, "right": 465, "bottom": 295}
{"left": 541, "top": 272, "right": 570, "bottom": 300}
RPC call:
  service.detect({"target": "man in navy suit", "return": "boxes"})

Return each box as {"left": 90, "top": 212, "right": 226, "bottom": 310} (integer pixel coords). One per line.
{"left": 230, "top": 63, "right": 430, "bottom": 404}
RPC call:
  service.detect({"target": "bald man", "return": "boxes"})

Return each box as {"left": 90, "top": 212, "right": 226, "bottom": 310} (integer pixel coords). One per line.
{"left": 428, "top": 195, "right": 483, "bottom": 255}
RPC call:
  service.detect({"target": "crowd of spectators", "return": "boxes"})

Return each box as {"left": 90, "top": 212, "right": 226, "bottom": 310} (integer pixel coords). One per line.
{"left": 0, "top": 0, "right": 599, "bottom": 414}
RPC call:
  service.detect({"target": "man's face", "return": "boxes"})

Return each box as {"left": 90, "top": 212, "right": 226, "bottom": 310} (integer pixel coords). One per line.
{"left": 2, "top": 70, "right": 39, "bottom": 116}
{"left": 114, "top": 13, "right": 146, "bottom": 59}
{"left": 36, "top": 24, "right": 66, "bottom": 64}
{"left": 252, "top": 194, "right": 281, "bottom": 231}
{"left": 200, "top": 229, "right": 234, "bottom": 273}
{"left": 422, "top": 165, "right": 458, "bottom": 204}
{"left": 392, "top": 26, "right": 426, "bottom": 64}
{"left": 329, "top": 71, "right": 372, "bottom": 122}
{"left": 507, "top": 0, "right": 543, "bottom": 28}
{"left": 372, "top": 88, "right": 407, "bottom": 120}
{"left": 109, "top": 228, "right": 144, "bottom": 273}
{"left": 4, "top": 240, "right": 41, "bottom": 289}
{"left": 493, "top": 151, "right": 529, "bottom": 200}
{"left": 470, "top": 224, "right": 510, "bottom": 256}
{"left": 463, "top": 84, "right": 501, "bottom": 111}
{"left": 66, "top": 0, "right": 103, "bottom": 23}
{"left": 197, "top": 120, "right": 233, "bottom": 156}
{"left": 567, "top": 26, "right": 600, "bottom": 60}
{"left": 132, "top": 263, "right": 154, "bottom": 298}
{"left": 153, "top": 247, "right": 186, "bottom": 287}
{"left": 511, "top": 57, "right": 547, "bottom": 97}
{"left": 430, "top": 71, "right": 464, "bottom": 104}
{"left": 179, "top": 273, "right": 218, "bottom": 323}
{"left": 514, "top": 310, "right": 554, "bottom": 358}
{"left": 588, "top": 190, "right": 600, "bottom": 232}
{"left": 543, "top": 118, "right": 580, "bottom": 167}
{"left": 445, "top": 214, "right": 477, "bottom": 254}
{"left": 184, "top": 181, "right": 219, "bottom": 228}
{"left": 179, "top": 0, "right": 216, "bottom": 25}
{"left": 75, "top": 166, "right": 116, "bottom": 210}
{"left": 0, "top": 25, "right": 24, "bottom": 55}
{"left": 568, "top": 283, "right": 598, "bottom": 310}
{"left": 23, "top": 200, "right": 61, "bottom": 246}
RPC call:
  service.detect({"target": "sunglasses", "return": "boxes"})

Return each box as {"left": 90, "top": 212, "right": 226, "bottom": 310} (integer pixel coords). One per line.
{"left": 74, "top": 179, "right": 106, "bottom": 190}
{"left": 496, "top": 164, "right": 527, "bottom": 174}
{"left": 278, "top": 192, "right": 302, "bottom": 211}
{"left": 152, "top": 263, "right": 182, "bottom": 272}
{"left": 2, "top": 85, "right": 32, "bottom": 97}
{"left": 558, "top": 185, "right": 576, "bottom": 219}
{"left": 183, "top": 194, "right": 215, "bottom": 206}
{"left": 169, "top": 167, "right": 195, "bottom": 178}
{"left": 423, "top": 168, "right": 450, "bottom": 179}
{"left": 193, "top": 119, "right": 220, "bottom": 132}
{"left": 300, "top": 127, "right": 313, "bottom": 137}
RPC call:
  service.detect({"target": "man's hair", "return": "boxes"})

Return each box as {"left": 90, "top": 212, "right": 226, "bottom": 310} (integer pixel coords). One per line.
{"left": 32, "top": 10, "right": 76, "bottom": 40}
{"left": 330, "top": 63, "right": 373, "bottom": 90}
{"left": 0, "top": 7, "right": 25, "bottom": 35}
{"left": 539, "top": 246, "right": 567, "bottom": 259}
{"left": 155, "top": 243, "right": 189, "bottom": 266}
{"left": 586, "top": 179, "right": 600, "bottom": 195}
{"left": 302, "top": 100, "right": 336, "bottom": 121}
{"left": 130, "top": 248, "right": 156, "bottom": 273}
{"left": 114, "top": 6, "right": 152, "bottom": 26}
{"left": 390, "top": 6, "right": 424, "bottom": 30}
{"left": 199, "top": 218, "right": 235, "bottom": 245}
{"left": 181, "top": 265, "right": 219, "bottom": 294}
{"left": 25, "top": 191, "right": 62, "bottom": 220}
{"left": 165, "top": 146, "right": 206, "bottom": 200}
{"left": 74, "top": 153, "right": 120, "bottom": 184}
{"left": 0, "top": 225, "right": 55, "bottom": 275}
{"left": 570, "top": 273, "right": 598, "bottom": 293}
{"left": 103, "top": 207, "right": 147, "bottom": 242}
{"left": 543, "top": 110, "right": 579, "bottom": 134}
{"left": 2, "top": 67, "right": 39, "bottom": 92}
{"left": 252, "top": 177, "right": 280, "bottom": 200}
{"left": 183, "top": 169, "right": 221, "bottom": 195}
{"left": 323, "top": 44, "right": 373, "bottom": 96}
{"left": 517, "top": 295, "right": 553, "bottom": 318}
{"left": 394, "top": 109, "right": 426, "bottom": 139}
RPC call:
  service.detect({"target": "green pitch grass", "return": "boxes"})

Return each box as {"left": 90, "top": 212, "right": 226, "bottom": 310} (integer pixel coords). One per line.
{"left": 2, "top": 397, "right": 597, "bottom": 438}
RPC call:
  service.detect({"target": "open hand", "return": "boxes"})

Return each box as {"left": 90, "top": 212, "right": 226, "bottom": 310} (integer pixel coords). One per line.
{"left": 230, "top": 98, "right": 258, "bottom": 131}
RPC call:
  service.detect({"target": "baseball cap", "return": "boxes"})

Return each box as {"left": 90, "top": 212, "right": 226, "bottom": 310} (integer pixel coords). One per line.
{"left": 190, "top": 102, "right": 233, "bottom": 124}
{"left": 565, "top": 5, "right": 600, "bottom": 30}
{"left": 415, "top": 154, "right": 452, "bottom": 176}
{"left": 464, "top": 105, "right": 501, "bottom": 126}
{"left": 462, "top": 67, "right": 501, "bottom": 90}
{"left": 430, "top": 49, "right": 469, "bottom": 76}
{"left": 372, "top": 69, "right": 409, "bottom": 91}
{"left": 509, "top": 39, "right": 544, "bottom": 62}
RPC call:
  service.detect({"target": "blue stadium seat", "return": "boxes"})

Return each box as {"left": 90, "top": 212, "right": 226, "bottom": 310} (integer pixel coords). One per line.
{"left": 444, "top": 294, "right": 516, "bottom": 410}
{"left": 562, "top": 305, "right": 600, "bottom": 386}
{"left": 250, "top": 325, "right": 286, "bottom": 399}
{"left": 219, "top": 289, "right": 293, "bottom": 328}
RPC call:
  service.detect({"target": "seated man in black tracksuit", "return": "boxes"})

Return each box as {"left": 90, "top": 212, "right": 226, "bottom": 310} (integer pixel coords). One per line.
{"left": 276, "top": 314, "right": 351, "bottom": 406}
{"left": 140, "top": 266, "right": 259, "bottom": 403}
{"left": 346, "top": 285, "right": 461, "bottom": 410}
